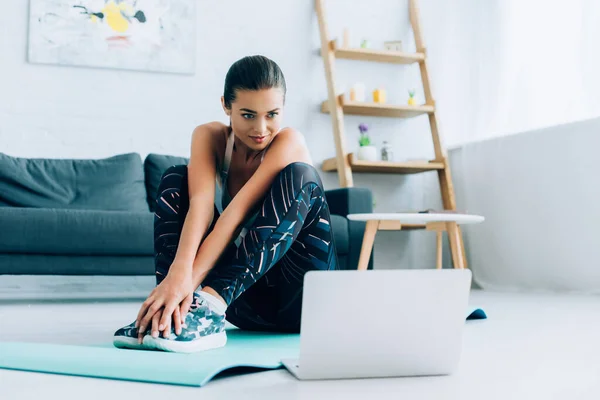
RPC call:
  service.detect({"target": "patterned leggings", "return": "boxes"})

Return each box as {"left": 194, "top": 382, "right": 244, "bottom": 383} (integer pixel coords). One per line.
{"left": 153, "top": 162, "right": 339, "bottom": 333}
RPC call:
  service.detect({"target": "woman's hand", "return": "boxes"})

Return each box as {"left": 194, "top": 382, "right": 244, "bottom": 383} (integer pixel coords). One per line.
{"left": 135, "top": 261, "right": 195, "bottom": 343}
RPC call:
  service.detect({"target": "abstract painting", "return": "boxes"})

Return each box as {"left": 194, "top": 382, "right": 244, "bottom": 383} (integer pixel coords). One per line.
{"left": 28, "top": 0, "right": 195, "bottom": 74}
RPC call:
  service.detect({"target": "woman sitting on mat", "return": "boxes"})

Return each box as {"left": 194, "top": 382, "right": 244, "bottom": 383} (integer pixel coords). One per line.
{"left": 113, "top": 55, "right": 339, "bottom": 353}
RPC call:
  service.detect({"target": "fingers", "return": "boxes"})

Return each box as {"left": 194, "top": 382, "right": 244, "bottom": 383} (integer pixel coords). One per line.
{"left": 180, "top": 293, "right": 193, "bottom": 317}
{"left": 135, "top": 289, "right": 160, "bottom": 328}
{"left": 173, "top": 307, "right": 182, "bottom": 336}
{"left": 151, "top": 311, "right": 162, "bottom": 338}
{"left": 159, "top": 302, "right": 177, "bottom": 332}
{"left": 158, "top": 301, "right": 179, "bottom": 338}
{"left": 163, "top": 318, "right": 171, "bottom": 339}
{"left": 137, "top": 301, "right": 162, "bottom": 343}
{"left": 159, "top": 318, "right": 173, "bottom": 339}
{"left": 135, "top": 297, "right": 152, "bottom": 328}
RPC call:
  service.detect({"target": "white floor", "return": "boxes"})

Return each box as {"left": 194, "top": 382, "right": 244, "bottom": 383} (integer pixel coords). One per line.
{"left": 1, "top": 290, "right": 600, "bottom": 399}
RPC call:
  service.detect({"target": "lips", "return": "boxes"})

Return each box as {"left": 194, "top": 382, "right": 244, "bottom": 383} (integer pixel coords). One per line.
{"left": 250, "top": 135, "right": 267, "bottom": 144}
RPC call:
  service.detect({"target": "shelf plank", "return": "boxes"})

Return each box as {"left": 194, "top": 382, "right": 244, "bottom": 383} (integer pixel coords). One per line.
{"left": 322, "top": 154, "right": 444, "bottom": 174}
{"left": 321, "top": 97, "right": 434, "bottom": 118}
{"left": 330, "top": 41, "right": 425, "bottom": 64}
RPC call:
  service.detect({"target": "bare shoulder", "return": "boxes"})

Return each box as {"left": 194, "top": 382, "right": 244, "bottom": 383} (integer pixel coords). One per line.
{"left": 192, "top": 121, "right": 229, "bottom": 144}
{"left": 268, "top": 127, "right": 313, "bottom": 165}
{"left": 191, "top": 122, "right": 229, "bottom": 164}
{"left": 275, "top": 127, "right": 305, "bottom": 141}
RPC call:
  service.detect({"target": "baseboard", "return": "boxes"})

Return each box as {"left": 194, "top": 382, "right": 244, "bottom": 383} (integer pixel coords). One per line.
{"left": 0, "top": 275, "right": 155, "bottom": 301}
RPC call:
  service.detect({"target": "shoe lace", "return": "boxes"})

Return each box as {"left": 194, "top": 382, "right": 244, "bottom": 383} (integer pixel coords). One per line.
{"left": 189, "top": 292, "right": 207, "bottom": 311}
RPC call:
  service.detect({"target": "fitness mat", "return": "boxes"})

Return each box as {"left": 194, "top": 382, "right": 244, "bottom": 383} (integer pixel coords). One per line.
{"left": 0, "top": 309, "right": 486, "bottom": 387}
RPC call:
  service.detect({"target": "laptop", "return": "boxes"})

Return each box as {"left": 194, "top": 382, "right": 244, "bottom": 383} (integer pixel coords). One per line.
{"left": 282, "top": 269, "right": 472, "bottom": 380}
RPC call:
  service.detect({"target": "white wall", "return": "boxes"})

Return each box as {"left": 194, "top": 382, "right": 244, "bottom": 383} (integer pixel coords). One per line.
{"left": 0, "top": 0, "right": 478, "bottom": 162}
{"left": 3, "top": 1, "right": 596, "bottom": 280}
{"left": 449, "top": 0, "right": 600, "bottom": 147}
{"left": 450, "top": 116, "right": 600, "bottom": 294}
{"left": 0, "top": 0, "right": 317, "bottom": 160}
{"left": 2, "top": 0, "right": 484, "bottom": 272}
{"left": 442, "top": 0, "right": 600, "bottom": 294}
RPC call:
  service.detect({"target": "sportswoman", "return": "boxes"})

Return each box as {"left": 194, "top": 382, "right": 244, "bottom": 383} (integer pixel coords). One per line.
{"left": 113, "top": 55, "right": 339, "bottom": 353}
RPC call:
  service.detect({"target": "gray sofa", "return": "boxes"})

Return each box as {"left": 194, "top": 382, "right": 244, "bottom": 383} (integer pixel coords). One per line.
{"left": 0, "top": 152, "right": 373, "bottom": 283}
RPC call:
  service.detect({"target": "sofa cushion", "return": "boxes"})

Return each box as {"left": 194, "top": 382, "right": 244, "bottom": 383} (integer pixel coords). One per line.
{"left": 0, "top": 152, "right": 148, "bottom": 211}
{"left": 0, "top": 208, "right": 347, "bottom": 257}
{"left": 0, "top": 208, "right": 153, "bottom": 256}
{"left": 0, "top": 254, "right": 154, "bottom": 276}
{"left": 144, "top": 153, "right": 189, "bottom": 212}
{"left": 329, "top": 214, "right": 348, "bottom": 255}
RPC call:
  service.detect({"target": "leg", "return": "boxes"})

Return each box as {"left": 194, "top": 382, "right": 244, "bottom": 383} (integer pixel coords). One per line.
{"left": 152, "top": 162, "right": 299, "bottom": 334}
{"left": 154, "top": 165, "right": 190, "bottom": 285}
{"left": 269, "top": 172, "right": 340, "bottom": 332}
{"left": 115, "top": 164, "right": 221, "bottom": 350}
{"left": 203, "top": 162, "right": 339, "bottom": 331}
{"left": 446, "top": 222, "right": 465, "bottom": 269}
{"left": 458, "top": 225, "right": 469, "bottom": 269}
{"left": 357, "top": 220, "right": 378, "bottom": 271}
{"left": 228, "top": 165, "right": 339, "bottom": 332}
{"left": 436, "top": 230, "right": 443, "bottom": 269}
{"left": 137, "top": 165, "right": 230, "bottom": 352}
{"left": 154, "top": 165, "right": 220, "bottom": 284}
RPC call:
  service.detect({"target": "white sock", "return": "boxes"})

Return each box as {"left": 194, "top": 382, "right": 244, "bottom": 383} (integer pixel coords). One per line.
{"left": 197, "top": 290, "right": 227, "bottom": 315}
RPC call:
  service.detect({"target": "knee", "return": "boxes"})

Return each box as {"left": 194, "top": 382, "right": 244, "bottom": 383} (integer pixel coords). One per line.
{"left": 156, "top": 164, "right": 188, "bottom": 200}
{"left": 158, "top": 164, "right": 187, "bottom": 188}
{"left": 161, "top": 164, "right": 187, "bottom": 181}
{"left": 279, "top": 162, "right": 322, "bottom": 187}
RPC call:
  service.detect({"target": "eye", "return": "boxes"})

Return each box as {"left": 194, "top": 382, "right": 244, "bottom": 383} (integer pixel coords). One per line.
{"left": 267, "top": 112, "right": 279, "bottom": 118}
{"left": 242, "top": 114, "right": 255, "bottom": 120}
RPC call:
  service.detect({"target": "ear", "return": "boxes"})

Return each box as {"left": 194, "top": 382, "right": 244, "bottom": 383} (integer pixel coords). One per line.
{"left": 221, "top": 96, "right": 231, "bottom": 116}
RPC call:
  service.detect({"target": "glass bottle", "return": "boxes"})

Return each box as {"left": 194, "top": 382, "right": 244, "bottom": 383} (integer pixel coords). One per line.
{"left": 381, "top": 141, "right": 393, "bottom": 161}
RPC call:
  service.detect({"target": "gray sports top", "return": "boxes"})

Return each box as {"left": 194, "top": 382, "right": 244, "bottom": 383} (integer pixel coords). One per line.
{"left": 215, "top": 130, "right": 265, "bottom": 247}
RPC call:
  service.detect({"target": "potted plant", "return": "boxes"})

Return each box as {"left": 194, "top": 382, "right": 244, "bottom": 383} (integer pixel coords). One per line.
{"left": 356, "top": 123, "right": 377, "bottom": 161}
{"left": 408, "top": 89, "right": 416, "bottom": 106}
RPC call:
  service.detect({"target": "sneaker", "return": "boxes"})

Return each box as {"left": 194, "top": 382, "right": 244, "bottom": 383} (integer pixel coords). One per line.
{"left": 113, "top": 320, "right": 150, "bottom": 350}
{"left": 112, "top": 293, "right": 209, "bottom": 350}
{"left": 143, "top": 291, "right": 227, "bottom": 353}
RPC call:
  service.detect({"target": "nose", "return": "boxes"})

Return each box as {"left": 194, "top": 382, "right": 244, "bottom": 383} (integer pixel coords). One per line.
{"left": 254, "top": 119, "right": 267, "bottom": 135}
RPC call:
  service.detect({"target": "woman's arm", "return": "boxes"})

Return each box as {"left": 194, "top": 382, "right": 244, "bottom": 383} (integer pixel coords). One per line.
{"left": 170, "top": 123, "right": 221, "bottom": 268}
{"left": 135, "top": 123, "right": 223, "bottom": 341}
{"left": 190, "top": 128, "right": 312, "bottom": 289}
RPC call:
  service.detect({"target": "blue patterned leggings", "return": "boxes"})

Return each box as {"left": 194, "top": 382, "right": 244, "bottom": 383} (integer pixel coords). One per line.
{"left": 154, "top": 162, "right": 339, "bottom": 333}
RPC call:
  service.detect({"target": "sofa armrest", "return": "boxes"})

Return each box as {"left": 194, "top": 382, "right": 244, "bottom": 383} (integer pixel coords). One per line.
{"left": 324, "top": 188, "right": 373, "bottom": 217}
{"left": 324, "top": 188, "right": 374, "bottom": 270}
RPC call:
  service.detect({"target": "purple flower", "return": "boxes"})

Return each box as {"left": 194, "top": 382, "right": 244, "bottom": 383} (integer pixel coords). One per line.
{"left": 358, "top": 123, "right": 368, "bottom": 133}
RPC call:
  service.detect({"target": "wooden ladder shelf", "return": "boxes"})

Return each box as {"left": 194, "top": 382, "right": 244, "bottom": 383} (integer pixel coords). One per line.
{"left": 315, "top": 0, "right": 468, "bottom": 269}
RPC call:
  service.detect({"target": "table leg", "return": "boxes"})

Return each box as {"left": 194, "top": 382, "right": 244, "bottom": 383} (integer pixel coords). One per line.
{"left": 436, "top": 231, "right": 442, "bottom": 269}
{"left": 357, "top": 220, "right": 379, "bottom": 271}
{"left": 458, "top": 225, "right": 468, "bottom": 269}
{"left": 446, "top": 222, "right": 465, "bottom": 269}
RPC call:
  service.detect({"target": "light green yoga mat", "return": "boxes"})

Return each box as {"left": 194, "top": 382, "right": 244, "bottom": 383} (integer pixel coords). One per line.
{"left": 0, "top": 330, "right": 300, "bottom": 387}
{"left": 0, "top": 309, "right": 486, "bottom": 387}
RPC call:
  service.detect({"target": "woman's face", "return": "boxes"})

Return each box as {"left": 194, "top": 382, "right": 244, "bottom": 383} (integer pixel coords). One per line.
{"left": 223, "top": 88, "right": 285, "bottom": 153}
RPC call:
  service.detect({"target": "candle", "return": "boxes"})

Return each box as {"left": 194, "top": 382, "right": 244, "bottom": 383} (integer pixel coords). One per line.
{"left": 350, "top": 83, "right": 366, "bottom": 102}
{"left": 343, "top": 28, "right": 349, "bottom": 48}
{"left": 373, "top": 88, "right": 386, "bottom": 104}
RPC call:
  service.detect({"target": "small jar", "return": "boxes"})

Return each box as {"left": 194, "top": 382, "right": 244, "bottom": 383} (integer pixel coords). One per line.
{"left": 343, "top": 28, "right": 350, "bottom": 48}
{"left": 373, "top": 88, "right": 386, "bottom": 104}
